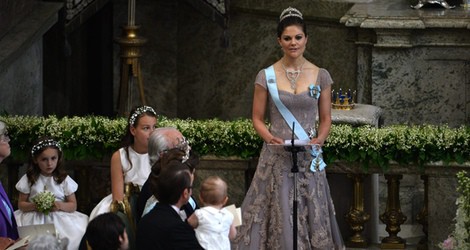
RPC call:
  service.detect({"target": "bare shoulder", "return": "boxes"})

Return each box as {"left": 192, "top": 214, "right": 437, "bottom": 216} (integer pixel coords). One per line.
{"left": 273, "top": 60, "right": 284, "bottom": 73}
{"left": 111, "top": 149, "right": 121, "bottom": 160}
{"left": 110, "top": 149, "right": 123, "bottom": 167}
{"left": 302, "top": 60, "right": 319, "bottom": 72}
{"left": 302, "top": 60, "right": 320, "bottom": 82}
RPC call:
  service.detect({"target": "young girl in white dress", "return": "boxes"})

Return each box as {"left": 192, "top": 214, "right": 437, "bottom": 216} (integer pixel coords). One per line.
{"left": 14, "top": 137, "right": 89, "bottom": 250}
{"left": 89, "top": 106, "right": 157, "bottom": 220}
{"left": 187, "top": 176, "right": 237, "bottom": 250}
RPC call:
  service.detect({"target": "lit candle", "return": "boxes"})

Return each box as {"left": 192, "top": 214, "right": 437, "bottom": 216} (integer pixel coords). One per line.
{"left": 128, "top": 0, "right": 135, "bottom": 26}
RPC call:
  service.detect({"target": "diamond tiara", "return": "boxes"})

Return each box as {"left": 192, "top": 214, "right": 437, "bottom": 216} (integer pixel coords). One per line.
{"left": 31, "top": 139, "right": 62, "bottom": 156}
{"left": 279, "top": 6, "right": 303, "bottom": 22}
{"left": 128, "top": 106, "right": 157, "bottom": 126}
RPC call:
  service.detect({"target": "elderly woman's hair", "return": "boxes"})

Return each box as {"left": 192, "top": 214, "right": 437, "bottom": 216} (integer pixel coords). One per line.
{"left": 148, "top": 127, "right": 180, "bottom": 166}
{"left": 149, "top": 148, "right": 199, "bottom": 177}
{"left": 0, "top": 121, "right": 6, "bottom": 135}
{"left": 149, "top": 148, "right": 199, "bottom": 201}
{"left": 27, "top": 234, "right": 69, "bottom": 250}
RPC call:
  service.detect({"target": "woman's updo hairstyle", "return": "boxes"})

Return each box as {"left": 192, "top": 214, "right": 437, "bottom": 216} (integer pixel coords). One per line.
{"left": 277, "top": 7, "right": 307, "bottom": 38}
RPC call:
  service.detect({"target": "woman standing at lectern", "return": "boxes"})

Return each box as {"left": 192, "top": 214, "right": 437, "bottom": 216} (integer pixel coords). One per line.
{"left": 232, "top": 6, "right": 344, "bottom": 250}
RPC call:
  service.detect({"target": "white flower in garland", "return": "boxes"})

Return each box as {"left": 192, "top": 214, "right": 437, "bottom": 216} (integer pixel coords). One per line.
{"left": 439, "top": 171, "right": 470, "bottom": 250}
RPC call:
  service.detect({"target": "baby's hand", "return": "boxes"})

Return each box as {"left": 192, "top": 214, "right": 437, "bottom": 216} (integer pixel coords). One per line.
{"left": 186, "top": 213, "right": 199, "bottom": 228}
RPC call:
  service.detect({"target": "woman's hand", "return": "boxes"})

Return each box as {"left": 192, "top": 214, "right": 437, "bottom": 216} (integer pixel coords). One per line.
{"left": 0, "top": 237, "right": 14, "bottom": 250}
{"left": 309, "top": 137, "right": 324, "bottom": 146}
{"left": 267, "top": 136, "right": 284, "bottom": 145}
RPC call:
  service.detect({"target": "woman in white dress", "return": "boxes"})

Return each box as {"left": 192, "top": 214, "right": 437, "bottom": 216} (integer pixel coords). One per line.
{"left": 89, "top": 106, "right": 157, "bottom": 220}
{"left": 14, "top": 137, "right": 89, "bottom": 250}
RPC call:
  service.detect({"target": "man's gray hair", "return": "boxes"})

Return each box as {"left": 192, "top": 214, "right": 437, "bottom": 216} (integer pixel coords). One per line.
{"left": 148, "top": 127, "right": 179, "bottom": 166}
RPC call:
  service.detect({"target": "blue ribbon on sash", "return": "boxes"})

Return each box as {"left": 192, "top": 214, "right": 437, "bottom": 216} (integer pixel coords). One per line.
{"left": 264, "top": 65, "right": 326, "bottom": 172}
{"left": 1, "top": 196, "right": 12, "bottom": 224}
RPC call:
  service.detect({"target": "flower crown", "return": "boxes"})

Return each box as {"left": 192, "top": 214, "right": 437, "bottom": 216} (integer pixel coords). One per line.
{"left": 31, "top": 139, "right": 62, "bottom": 156}
{"left": 279, "top": 6, "right": 303, "bottom": 22}
{"left": 128, "top": 106, "right": 157, "bottom": 126}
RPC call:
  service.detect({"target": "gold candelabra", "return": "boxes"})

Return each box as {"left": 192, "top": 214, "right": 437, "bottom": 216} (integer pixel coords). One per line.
{"left": 115, "top": 25, "right": 147, "bottom": 117}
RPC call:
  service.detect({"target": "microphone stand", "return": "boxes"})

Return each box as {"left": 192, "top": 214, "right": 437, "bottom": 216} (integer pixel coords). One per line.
{"left": 284, "top": 122, "right": 304, "bottom": 250}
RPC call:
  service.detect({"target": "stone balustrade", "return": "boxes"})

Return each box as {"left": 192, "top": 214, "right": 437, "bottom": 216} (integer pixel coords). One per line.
{"left": 2, "top": 146, "right": 468, "bottom": 250}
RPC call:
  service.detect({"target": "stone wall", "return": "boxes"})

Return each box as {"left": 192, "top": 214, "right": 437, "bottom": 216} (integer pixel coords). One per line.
{"left": 0, "top": 0, "right": 35, "bottom": 40}
{"left": 115, "top": 0, "right": 469, "bottom": 125}
{"left": 0, "top": 1, "right": 62, "bottom": 115}
{"left": 114, "top": 0, "right": 358, "bottom": 119}
{"left": 0, "top": 40, "right": 43, "bottom": 115}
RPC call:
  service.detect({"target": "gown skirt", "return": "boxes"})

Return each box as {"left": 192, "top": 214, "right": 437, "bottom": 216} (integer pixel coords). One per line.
{"left": 232, "top": 144, "right": 344, "bottom": 250}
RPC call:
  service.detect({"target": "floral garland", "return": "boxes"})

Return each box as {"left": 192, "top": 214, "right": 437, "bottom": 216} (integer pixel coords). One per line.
{"left": 439, "top": 171, "right": 470, "bottom": 249}
{"left": 0, "top": 115, "right": 469, "bottom": 169}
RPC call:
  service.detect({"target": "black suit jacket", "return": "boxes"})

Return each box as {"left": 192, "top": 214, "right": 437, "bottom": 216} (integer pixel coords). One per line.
{"left": 136, "top": 203, "right": 204, "bottom": 250}
{"left": 136, "top": 177, "right": 198, "bottom": 223}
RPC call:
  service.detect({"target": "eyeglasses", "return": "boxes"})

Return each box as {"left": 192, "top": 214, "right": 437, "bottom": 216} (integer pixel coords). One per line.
{"left": 0, "top": 133, "right": 10, "bottom": 143}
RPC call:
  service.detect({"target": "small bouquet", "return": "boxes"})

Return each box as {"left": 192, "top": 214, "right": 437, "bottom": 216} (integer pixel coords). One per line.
{"left": 32, "top": 187, "right": 56, "bottom": 215}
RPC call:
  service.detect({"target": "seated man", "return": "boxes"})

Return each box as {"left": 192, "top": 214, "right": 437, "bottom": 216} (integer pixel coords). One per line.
{"left": 136, "top": 151, "right": 203, "bottom": 249}
{"left": 136, "top": 127, "right": 198, "bottom": 222}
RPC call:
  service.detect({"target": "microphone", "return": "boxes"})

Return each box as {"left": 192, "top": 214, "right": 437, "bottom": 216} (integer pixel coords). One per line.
{"left": 291, "top": 122, "right": 295, "bottom": 147}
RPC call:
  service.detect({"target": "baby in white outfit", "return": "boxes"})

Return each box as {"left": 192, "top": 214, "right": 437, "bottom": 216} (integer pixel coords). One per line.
{"left": 187, "top": 176, "right": 237, "bottom": 250}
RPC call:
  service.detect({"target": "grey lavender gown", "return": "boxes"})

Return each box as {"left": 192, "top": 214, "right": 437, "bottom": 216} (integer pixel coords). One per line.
{"left": 232, "top": 67, "right": 345, "bottom": 250}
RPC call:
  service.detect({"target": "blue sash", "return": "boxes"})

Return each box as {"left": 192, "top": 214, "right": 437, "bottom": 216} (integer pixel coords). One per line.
{"left": 265, "top": 65, "right": 326, "bottom": 172}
